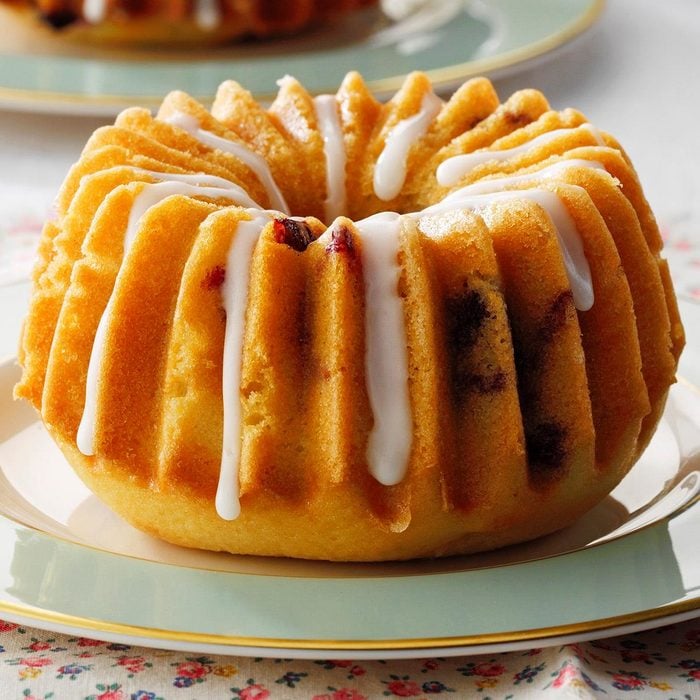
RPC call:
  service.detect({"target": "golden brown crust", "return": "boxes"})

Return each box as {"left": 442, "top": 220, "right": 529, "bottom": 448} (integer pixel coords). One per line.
{"left": 3, "top": 0, "right": 377, "bottom": 46}
{"left": 58, "top": 435, "right": 621, "bottom": 561}
{"left": 16, "top": 72, "right": 684, "bottom": 561}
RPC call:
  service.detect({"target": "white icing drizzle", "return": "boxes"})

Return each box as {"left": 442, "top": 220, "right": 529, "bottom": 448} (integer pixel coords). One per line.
{"left": 439, "top": 158, "right": 606, "bottom": 200}
{"left": 138, "top": 170, "right": 261, "bottom": 209}
{"left": 436, "top": 124, "right": 606, "bottom": 187}
{"left": 419, "top": 185, "right": 594, "bottom": 311}
{"left": 224, "top": 165, "right": 594, "bottom": 496}
{"left": 352, "top": 213, "right": 413, "bottom": 486}
{"left": 194, "top": 0, "right": 221, "bottom": 30}
{"left": 373, "top": 91, "right": 443, "bottom": 201}
{"left": 75, "top": 97, "right": 607, "bottom": 514}
{"left": 81, "top": 0, "right": 223, "bottom": 25}
{"left": 313, "top": 95, "right": 347, "bottom": 222}
{"left": 82, "top": 0, "right": 107, "bottom": 23}
{"left": 164, "top": 112, "right": 289, "bottom": 213}
{"left": 77, "top": 180, "right": 254, "bottom": 457}
{"left": 216, "top": 210, "right": 271, "bottom": 520}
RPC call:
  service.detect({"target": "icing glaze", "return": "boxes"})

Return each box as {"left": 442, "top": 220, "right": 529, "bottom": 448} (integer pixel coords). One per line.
{"left": 353, "top": 213, "right": 413, "bottom": 486}
{"left": 420, "top": 184, "right": 594, "bottom": 311}
{"left": 164, "top": 112, "right": 288, "bottom": 212}
{"left": 77, "top": 106, "right": 606, "bottom": 514}
{"left": 82, "top": 0, "right": 107, "bottom": 23}
{"left": 438, "top": 158, "right": 606, "bottom": 200}
{"left": 77, "top": 180, "right": 253, "bottom": 457}
{"left": 139, "top": 170, "right": 261, "bottom": 209}
{"left": 194, "top": 0, "right": 222, "bottom": 30}
{"left": 436, "top": 124, "right": 607, "bottom": 187}
{"left": 216, "top": 210, "right": 271, "bottom": 520}
{"left": 373, "top": 90, "right": 443, "bottom": 201}
{"left": 313, "top": 95, "right": 348, "bottom": 222}
{"left": 81, "top": 0, "right": 223, "bottom": 27}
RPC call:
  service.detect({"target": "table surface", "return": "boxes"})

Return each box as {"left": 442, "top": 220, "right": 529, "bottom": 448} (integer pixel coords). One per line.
{"left": 1, "top": 0, "right": 699, "bottom": 697}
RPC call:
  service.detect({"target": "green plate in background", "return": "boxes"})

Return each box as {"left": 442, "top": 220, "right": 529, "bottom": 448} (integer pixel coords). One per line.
{"left": 0, "top": 0, "right": 604, "bottom": 115}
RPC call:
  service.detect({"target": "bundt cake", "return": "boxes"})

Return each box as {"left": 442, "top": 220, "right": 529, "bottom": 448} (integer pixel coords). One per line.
{"left": 16, "top": 72, "right": 684, "bottom": 561}
{"left": 2, "top": 0, "right": 376, "bottom": 45}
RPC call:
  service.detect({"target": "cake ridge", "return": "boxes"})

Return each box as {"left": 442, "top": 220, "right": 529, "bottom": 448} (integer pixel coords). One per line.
{"left": 354, "top": 212, "right": 412, "bottom": 486}
{"left": 313, "top": 94, "right": 347, "bottom": 222}
{"left": 77, "top": 180, "right": 258, "bottom": 457}
{"left": 15, "top": 71, "right": 684, "bottom": 561}
{"left": 436, "top": 121, "right": 605, "bottom": 187}
{"left": 217, "top": 209, "right": 271, "bottom": 520}
{"left": 162, "top": 111, "right": 289, "bottom": 212}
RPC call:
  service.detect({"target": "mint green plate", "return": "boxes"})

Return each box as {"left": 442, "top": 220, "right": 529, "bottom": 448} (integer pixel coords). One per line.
{"left": 0, "top": 0, "right": 604, "bottom": 115}
{"left": 0, "top": 297, "right": 698, "bottom": 658}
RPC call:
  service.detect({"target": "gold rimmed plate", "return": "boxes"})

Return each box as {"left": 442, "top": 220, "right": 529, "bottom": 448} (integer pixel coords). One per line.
{"left": 0, "top": 297, "right": 698, "bottom": 659}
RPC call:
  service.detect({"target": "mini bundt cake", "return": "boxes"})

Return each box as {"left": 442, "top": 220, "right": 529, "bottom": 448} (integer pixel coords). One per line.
{"left": 3, "top": 0, "right": 376, "bottom": 45}
{"left": 16, "top": 72, "right": 684, "bottom": 561}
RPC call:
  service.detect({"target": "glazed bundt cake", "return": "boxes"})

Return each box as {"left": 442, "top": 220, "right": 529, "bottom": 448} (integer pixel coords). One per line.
{"left": 3, "top": 0, "right": 376, "bottom": 45}
{"left": 16, "top": 72, "right": 684, "bottom": 561}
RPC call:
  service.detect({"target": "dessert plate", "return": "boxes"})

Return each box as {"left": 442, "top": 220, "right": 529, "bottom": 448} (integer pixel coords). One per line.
{"left": 0, "top": 0, "right": 604, "bottom": 116}
{"left": 0, "top": 298, "right": 698, "bottom": 659}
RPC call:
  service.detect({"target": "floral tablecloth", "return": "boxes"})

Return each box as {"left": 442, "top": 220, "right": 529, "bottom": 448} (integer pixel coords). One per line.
{"left": 0, "top": 617, "right": 698, "bottom": 699}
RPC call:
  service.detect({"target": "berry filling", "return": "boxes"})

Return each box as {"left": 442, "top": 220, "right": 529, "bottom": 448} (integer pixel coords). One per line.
{"left": 273, "top": 218, "right": 314, "bottom": 252}
{"left": 40, "top": 9, "right": 79, "bottom": 28}
{"left": 325, "top": 225, "right": 355, "bottom": 256}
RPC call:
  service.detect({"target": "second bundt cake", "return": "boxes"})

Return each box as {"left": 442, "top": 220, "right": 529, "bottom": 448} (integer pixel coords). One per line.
{"left": 16, "top": 72, "right": 684, "bottom": 561}
{"left": 3, "top": 0, "right": 377, "bottom": 45}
